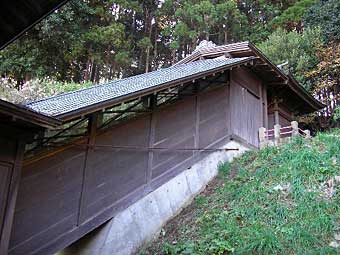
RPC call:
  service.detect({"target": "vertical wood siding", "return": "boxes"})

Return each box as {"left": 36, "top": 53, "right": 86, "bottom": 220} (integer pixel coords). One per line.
{"left": 79, "top": 116, "right": 150, "bottom": 223}
{"left": 268, "top": 113, "right": 275, "bottom": 129}
{"left": 0, "top": 163, "right": 12, "bottom": 241}
{"left": 198, "top": 87, "right": 229, "bottom": 148}
{"left": 231, "top": 68, "right": 260, "bottom": 97}
{"left": 151, "top": 98, "right": 195, "bottom": 184}
{"left": 0, "top": 138, "right": 24, "bottom": 255}
{"left": 9, "top": 148, "right": 86, "bottom": 254}
{"left": 9, "top": 72, "right": 264, "bottom": 254}
{"left": 230, "top": 67, "right": 263, "bottom": 147}
{"left": 279, "top": 114, "right": 291, "bottom": 127}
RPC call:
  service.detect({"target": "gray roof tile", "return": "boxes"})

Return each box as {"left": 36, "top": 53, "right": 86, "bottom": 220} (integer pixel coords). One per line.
{"left": 25, "top": 57, "right": 251, "bottom": 117}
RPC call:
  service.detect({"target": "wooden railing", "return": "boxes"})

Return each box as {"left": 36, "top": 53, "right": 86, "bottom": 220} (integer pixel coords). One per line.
{"left": 259, "top": 121, "right": 310, "bottom": 148}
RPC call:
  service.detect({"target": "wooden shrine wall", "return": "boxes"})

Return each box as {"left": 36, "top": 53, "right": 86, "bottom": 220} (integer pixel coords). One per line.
{"left": 9, "top": 68, "right": 264, "bottom": 255}
{"left": 9, "top": 85, "right": 231, "bottom": 255}
{"left": 0, "top": 135, "right": 24, "bottom": 255}
{"left": 230, "top": 67, "right": 263, "bottom": 147}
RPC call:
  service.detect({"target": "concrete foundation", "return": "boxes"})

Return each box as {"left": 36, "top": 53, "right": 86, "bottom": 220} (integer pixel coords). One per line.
{"left": 59, "top": 140, "right": 250, "bottom": 255}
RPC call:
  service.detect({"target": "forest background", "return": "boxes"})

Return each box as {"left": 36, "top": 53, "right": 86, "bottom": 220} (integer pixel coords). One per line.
{"left": 0, "top": 0, "right": 339, "bottom": 128}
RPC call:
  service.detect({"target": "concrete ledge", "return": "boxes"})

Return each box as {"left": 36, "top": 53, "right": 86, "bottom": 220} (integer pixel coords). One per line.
{"left": 59, "top": 140, "right": 250, "bottom": 255}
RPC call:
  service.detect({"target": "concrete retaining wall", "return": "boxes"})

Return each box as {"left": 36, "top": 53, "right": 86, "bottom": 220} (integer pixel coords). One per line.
{"left": 59, "top": 140, "right": 250, "bottom": 255}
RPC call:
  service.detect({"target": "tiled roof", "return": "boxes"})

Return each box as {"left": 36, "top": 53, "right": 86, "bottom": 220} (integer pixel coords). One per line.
{"left": 25, "top": 57, "right": 251, "bottom": 117}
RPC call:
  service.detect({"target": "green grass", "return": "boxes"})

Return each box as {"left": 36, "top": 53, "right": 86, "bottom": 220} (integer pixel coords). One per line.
{"left": 141, "top": 129, "right": 340, "bottom": 255}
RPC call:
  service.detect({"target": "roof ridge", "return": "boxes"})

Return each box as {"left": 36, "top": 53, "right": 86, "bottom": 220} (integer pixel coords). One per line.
{"left": 174, "top": 41, "right": 250, "bottom": 66}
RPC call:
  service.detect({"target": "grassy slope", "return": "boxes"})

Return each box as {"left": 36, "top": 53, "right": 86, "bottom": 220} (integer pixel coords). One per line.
{"left": 141, "top": 130, "right": 340, "bottom": 255}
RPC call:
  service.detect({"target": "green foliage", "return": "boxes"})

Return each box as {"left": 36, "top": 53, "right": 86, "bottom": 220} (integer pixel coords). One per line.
{"left": 114, "top": 51, "right": 132, "bottom": 68}
{"left": 137, "top": 37, "right": 153, "bottom": 49}
{"left": 271, "top": 0, "right": 317, "bottom": 31}
{"left": 0, "top": 0, "right": 131, "bottom": 82}
{"left": 4, "top": 0, "right": 296, "bottom": 83}
{"left": 0, "top": 0, "right": 338, "bottom": 125}
{"left": 171, "top": 0, "right": 246, "bottom": 45}
{"left": 259, "top": 28, "right": 323, "bottom": 91}
{"left": 303, "top": 43, "right": 340, "bottom": 127}
{"left": 85, "top": 24, "right": 125, "bottom": 46}
{"left": 142, "top": 131, "right": 340, "bottom": 254}
{"left": 304, "top": 0, "right": 340, "bottom": 43}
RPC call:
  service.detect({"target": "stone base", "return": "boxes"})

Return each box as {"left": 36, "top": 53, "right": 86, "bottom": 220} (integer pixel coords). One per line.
{"left": 58, "top": 140, "right": 250, "bottom": 255}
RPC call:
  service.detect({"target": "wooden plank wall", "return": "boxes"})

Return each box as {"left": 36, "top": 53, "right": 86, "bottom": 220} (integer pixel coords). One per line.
{"left": 268, "top": 113, "right": 275, "bottom": 129}
{"left": 8, "top": 70, "right": 263, "bottom": 255}
{"left": 0, "top": 140, "right": 16, "bottom": 255}
{"left": 268, "top": 105, "right": 293, "bottom": 129}
{"left": 9, "top": 147, "right": 86, "bottom": 255}
{"left": 268, "top": 113, "right": 291, "bottom": 129}
{"left": 150, "top": 98, "right": 196, "bottom": 188}
{"left": 0, "top": 164, "right": 11, "bottom": 235}
{"left": 230, "top": 68, "right": 263, "bottom": 147}
{"left": 80, "top": 116, "right": 150, "bottom": 223}
{"left": 0, "top": 140, "right": 16, "bottom": 237}
{"left": 279, "top": 114, "right": 291, "bottom": 127}
{"left": 0, "top": 137, "right": 24, "bottom": 255}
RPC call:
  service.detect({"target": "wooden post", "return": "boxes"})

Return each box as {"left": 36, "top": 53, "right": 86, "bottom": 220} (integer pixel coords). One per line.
{"left": 146, "top": 95, "right": 157, "bottom": 193}
{"left": 274, "top": 110, "right": 279, "bottom": 125}
{"left": 77, "top": 113, "right": 98, "bottom": 225}
{"left": 291, "top": 121, "right": 299, "bottom": 137}
{"left": 304, "top": 130, "right": 311, "bottom": 139}
{"left": 273, "top": 98, "right": 279, "bottom": 125}
{"left": 194, "top": 95, "right": 200, "bottom": 154}
{"left": 259, "top": 127, "right": 266, "bottom": 149}
{"left": 96, "top": 112, "right": 104, "bottom": 129}
{"left": 263, "top": 85, "right": 268, "bottom": 129}
{"left": 274, "top": 124, "right": 281, "bottom": 146}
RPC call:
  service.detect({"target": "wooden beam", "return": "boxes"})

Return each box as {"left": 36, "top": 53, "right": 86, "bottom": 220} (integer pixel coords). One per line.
{"left": 104, "top": 109, "right": 151, "bottom": 114}
{"left": 268, "top": 80, "right": 288, "bottom": 86}
{"left": 77, "top": 112, "right": 99, "bottom": 225}
{"left": 146, "top": 101, "right": 156, "bottom": 191}
{"left": 263, "top": 85, "right": 268, "bottom": 129}
{"left": 224, "top": 52, "right": 231, "bottom": 58}
{"left": 194, "top": 94, "right": 200, "bottom": 157}
{"left": 273, "top": 98, "right": 280, "bottom": 125}
{"left": 149, "top": 94, "right": 157, "bottom": 109}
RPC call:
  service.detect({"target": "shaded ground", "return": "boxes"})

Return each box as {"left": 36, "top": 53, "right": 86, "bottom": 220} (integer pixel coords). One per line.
{"left": 140, "top": 130, "right": 340, "bottom": 255}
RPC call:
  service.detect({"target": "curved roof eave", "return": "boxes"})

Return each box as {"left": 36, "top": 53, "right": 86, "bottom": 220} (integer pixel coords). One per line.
{"left": 287, "top": 75, "right": 326, "bottom": 111}
{"left": 247, "top": 43, "right": 325, "bottom": 112}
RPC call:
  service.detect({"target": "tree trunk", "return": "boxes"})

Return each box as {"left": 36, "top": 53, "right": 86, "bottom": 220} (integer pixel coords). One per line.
{"left": 153, "top": 17, "right": 158, "bottom": 71}
{"left": 95, "top": 65, "right": 100, "bottom": 83}
{"left": 145, "top": 49, "right": 150, "bottom": 73}
{"left": 171, "top": 48, "right": 176, "bottom": 65}
{"left": 84, "top": 57, "right": 91, "bottom": 81}
{"left": 90, "top": 59, "right": 96, "bottom": 82}
{"left": 145, "top": 12, "right": 153, "bottom": 73}
{"left": 224, "top": 28, "right": 228, "bottom": 44}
